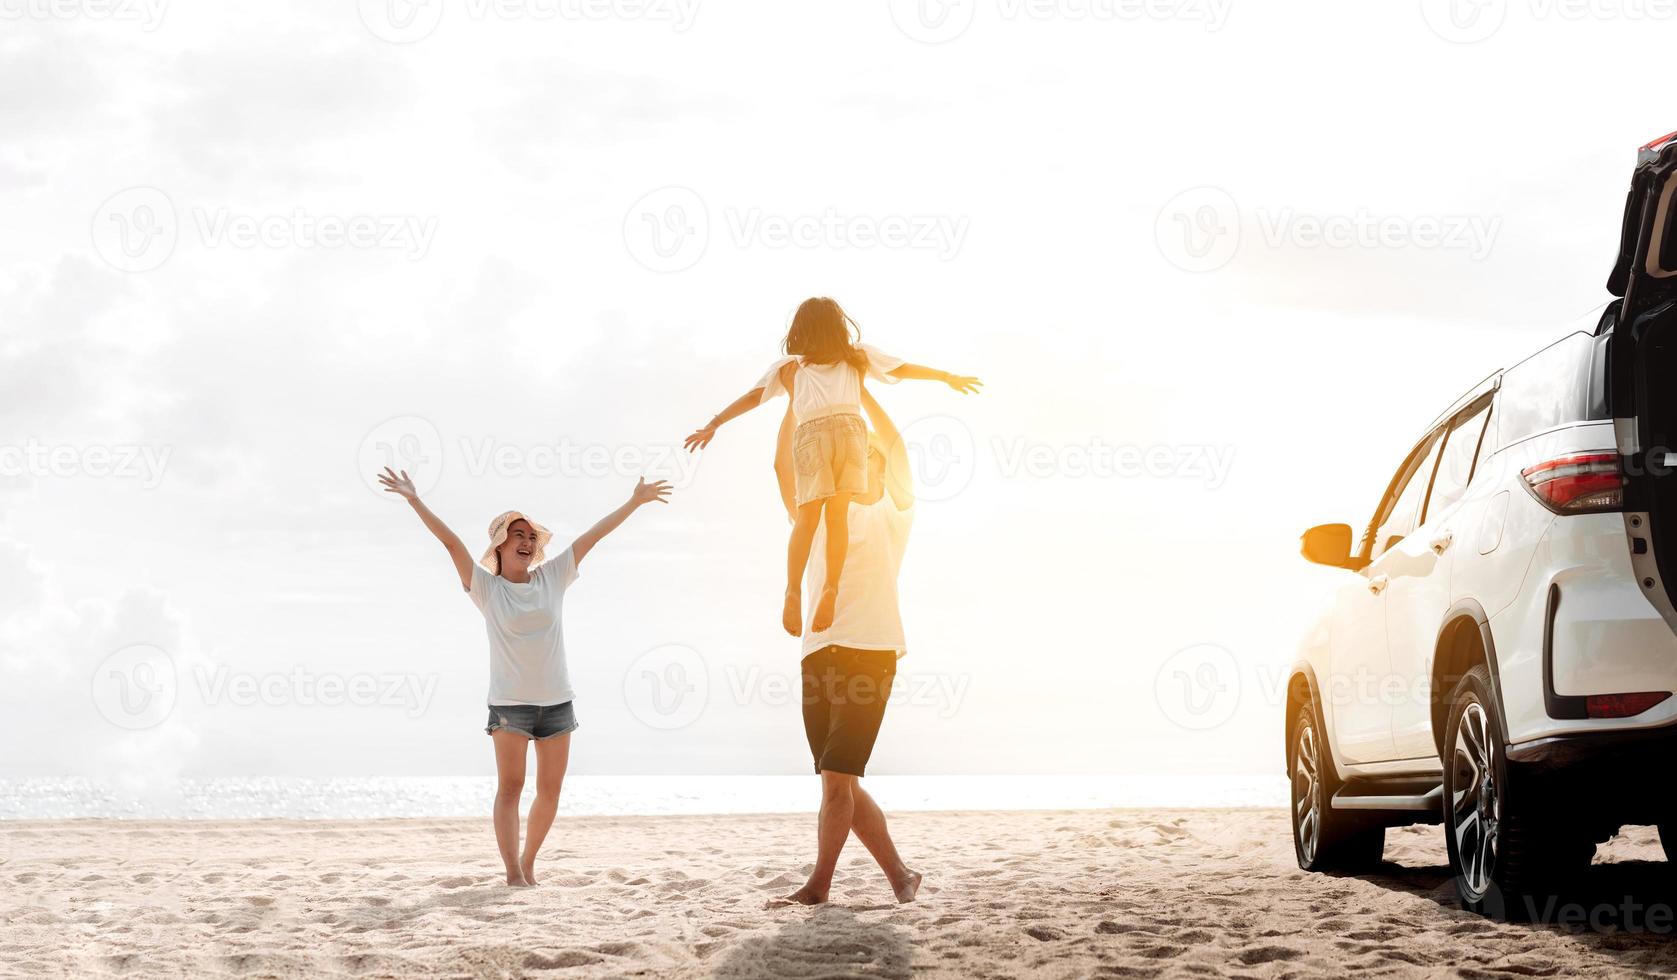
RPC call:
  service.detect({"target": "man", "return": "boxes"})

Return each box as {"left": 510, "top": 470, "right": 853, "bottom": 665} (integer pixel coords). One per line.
{"left": 773, "top": 386, "right": 922, "bottom": 905}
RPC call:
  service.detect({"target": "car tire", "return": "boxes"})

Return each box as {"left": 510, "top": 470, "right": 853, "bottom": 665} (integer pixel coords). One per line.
{"left": 1443, "top": 665, "right": 1587, "bottom": 919}
{"left": 1290, "top": 698, "right": 1385, "bottom": 872}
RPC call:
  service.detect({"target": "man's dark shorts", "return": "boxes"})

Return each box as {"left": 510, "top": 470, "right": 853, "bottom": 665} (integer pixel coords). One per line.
{"left": 801, "top": 645, "right": 898, "bottom": 777}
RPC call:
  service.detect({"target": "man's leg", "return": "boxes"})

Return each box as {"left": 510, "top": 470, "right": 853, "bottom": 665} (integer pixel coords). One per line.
{"left": 490, "top": 729, "right": 530, "bottom": 887}
{"left": 851, "top": 784, "right": 922, "bottom": 903}
{"left": 785, "top": 769, "right": 857, "bottom": 905}
{"left": 519, "top": 733, "right": 571, "bottom": 886}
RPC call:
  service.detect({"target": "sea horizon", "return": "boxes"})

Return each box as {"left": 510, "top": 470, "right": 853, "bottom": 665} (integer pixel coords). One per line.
{"left": 0, "top": 774, "right": 1289, "bottom": 821}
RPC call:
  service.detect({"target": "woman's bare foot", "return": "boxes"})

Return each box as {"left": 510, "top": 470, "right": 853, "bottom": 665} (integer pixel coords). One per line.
{"left": 891, "top": 869, "right": 922, "bottom": 904}
{"left": 783, "top": 590, "right": 803, "bottom": 636}
{"left": 519, "top": 862, "right": 538, "bottom": 886}
{"left": 810, "top": 587, "right": 839, "bottom": 633}
{"left": 505, "top": 871, "right": 532, "bottom": 887}
{"left": 781, "top": 883, "right": 828, "bottom": 906}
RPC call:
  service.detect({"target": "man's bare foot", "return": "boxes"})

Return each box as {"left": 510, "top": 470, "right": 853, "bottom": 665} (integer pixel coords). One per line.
{"left": 505, "top": 871, "right": 532, "bottom": 887}
{"left": 783, "top": 590, "right": 803, "bottom": 636}
{"left": 780, "top": 883, "right": 828, "bottom": 906}
{"left": 810, "top": 588, "right": 838, "bottom": 633}
{"left": 892, "top": 869, "right": 922, "bottom": 904}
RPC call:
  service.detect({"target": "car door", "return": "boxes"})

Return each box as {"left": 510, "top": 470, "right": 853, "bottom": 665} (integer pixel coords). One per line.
{"left": 1330, "top": 428, "right": 1445, "bottom": 764}
{"left": 1386, "top": 395, "right": 1495, "bottom": 760}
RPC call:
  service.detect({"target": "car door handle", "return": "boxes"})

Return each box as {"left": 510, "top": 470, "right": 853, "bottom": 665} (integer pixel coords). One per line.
{"left": 1431, "top": 531, "right": 1454, "bottom": 556}
{"left": 1368, "top": 575, "right": 1390, "bottom": 595}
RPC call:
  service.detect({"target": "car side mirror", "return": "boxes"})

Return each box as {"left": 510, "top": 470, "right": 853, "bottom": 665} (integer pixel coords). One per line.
{"left": 1301, "top": 523, "right": 1355, "bottom": 568}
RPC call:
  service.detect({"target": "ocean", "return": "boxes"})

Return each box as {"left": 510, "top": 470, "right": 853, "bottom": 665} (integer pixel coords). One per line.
{"left": 0, "top": 774, "right": 1287, "bottom": 820}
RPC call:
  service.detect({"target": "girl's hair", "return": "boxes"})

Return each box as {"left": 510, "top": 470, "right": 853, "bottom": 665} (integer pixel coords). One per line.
{"left": 783, "top": 297, "right": 867, "bottom": 372}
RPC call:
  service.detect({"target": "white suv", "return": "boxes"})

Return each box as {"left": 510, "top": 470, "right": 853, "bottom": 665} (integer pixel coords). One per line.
{"left": 1287, "top": 131, "right": 1677, "bottom": 916}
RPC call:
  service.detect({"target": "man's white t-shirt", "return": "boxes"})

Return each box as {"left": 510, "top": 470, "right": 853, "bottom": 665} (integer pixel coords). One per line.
{"left": 802, "top": 494, "right": 913, "bottom": 659}
{"left": 468, "top": 547, "right": 580, "bottom": 706}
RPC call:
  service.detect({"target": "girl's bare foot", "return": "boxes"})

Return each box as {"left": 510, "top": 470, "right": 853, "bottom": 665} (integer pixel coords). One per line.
{"left": 781, "top": 883, "right": 828, "bottom": 906}
{"left": 892, "top": 869, "right": 923, "bottom": 904}
{"left": 783, "top": 590, "right": 803, "bottom": 636}
{"left": 810, "top": 587, "right": 839, "bottom": 633}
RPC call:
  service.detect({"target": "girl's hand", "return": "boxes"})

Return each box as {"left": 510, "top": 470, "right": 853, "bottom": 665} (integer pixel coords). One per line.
{"left": 377, "top": 467, "right": 419, "bottom": 500}
{"left": 683, "top": 425, "right": 717, "bottom": 452}
{"left": 944, "top": 374, "right": 983, "bottom": 395}
{"left": 631, "top": 477, "right": 673, "bottom": 506}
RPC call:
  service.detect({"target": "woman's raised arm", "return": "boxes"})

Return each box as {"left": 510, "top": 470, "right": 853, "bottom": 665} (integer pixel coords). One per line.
{"left": 378, "top": 467, "right": 475, "bottom": 591}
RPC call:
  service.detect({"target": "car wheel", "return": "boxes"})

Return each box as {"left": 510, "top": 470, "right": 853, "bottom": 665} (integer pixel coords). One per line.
{"left": 1291, "top": 700, "right": 1384, "bottom": 872}
{"left": 1443, "top": 665, "right": 1586, "bottom": 918}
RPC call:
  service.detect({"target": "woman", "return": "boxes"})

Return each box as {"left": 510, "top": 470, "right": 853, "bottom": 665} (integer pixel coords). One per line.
{"left": 378, "top": 467, "right": 671, "bottom": 886}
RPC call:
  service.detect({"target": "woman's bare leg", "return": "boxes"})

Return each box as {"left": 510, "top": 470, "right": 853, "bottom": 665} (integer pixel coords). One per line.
{"left": 809, "top": 494, "right": 852, "bottom": 633}
{"left": 784, "top": 500, "right": 824, "bottom": 635}
{"left": 519, "top": 733, "right": 571, "bottom": 885}
{"left": 850, "top": 784, "right": 921, "bottom": 902}
{"left": 491, "top": 729, "right": 531, "bottom": 886}
{"left": 786, "top": 769, "right": 857, "bottom": 905}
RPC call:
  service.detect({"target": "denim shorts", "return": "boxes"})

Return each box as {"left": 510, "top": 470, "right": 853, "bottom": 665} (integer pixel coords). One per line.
{"left": 793, "top": 413, "right": 868, "bottom": 507}
{"left": 485, "top": 701, "right": 578, "bottom": 740}
{"left": 801, "top": 646, "right": 897, "bottom": 776}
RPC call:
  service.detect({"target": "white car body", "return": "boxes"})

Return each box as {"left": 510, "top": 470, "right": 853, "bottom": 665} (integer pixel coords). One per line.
{"left": 1286, "top": 130, "right": 1677, "bottom": 912}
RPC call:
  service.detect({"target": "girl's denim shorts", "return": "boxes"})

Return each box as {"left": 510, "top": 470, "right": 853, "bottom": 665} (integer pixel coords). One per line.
{"left": 485, "top": 701, "right": 578, "bottom": 740}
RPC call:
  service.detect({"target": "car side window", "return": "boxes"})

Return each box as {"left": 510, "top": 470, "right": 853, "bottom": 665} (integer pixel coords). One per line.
{"left": 1424, "top": 398, "right": 1494, "bottom": 524}
{"left": 1366, "top": 430, "right": 1444, "bottom": 562}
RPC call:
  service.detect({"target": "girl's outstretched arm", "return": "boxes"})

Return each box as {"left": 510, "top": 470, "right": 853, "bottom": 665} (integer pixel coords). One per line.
{"left": 378, "top": 467, "right": 475, "bottom": 591}
{"left": 886, "top": 362, "right": 983, "bottom": 394}
{"left": 684, "top": 362, "right": 798, "bottom": 452}
{"left": 570, "top": 477, "right": 672, "bottom": 566}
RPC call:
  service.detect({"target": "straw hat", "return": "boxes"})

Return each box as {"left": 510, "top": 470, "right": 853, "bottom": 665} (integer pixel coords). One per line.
{"left": 480, "top": 511, "right": 553, "bottom": 574}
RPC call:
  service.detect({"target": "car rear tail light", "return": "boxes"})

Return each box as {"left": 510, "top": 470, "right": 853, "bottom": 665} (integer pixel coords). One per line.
{"left": 1521, "top": 453, "right": 1625, "bottom": 515}
{"left": 1586, "top": 691, "right": 1671, "bottom": 718}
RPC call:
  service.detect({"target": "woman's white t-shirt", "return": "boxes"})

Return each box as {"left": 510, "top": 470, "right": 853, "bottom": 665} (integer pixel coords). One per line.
{"left": 756, "top": 344, "right": 903, "bottom": 423}
{"left": 801, "top": 494, "right": 913, "bottom": 659}
{"left": 468, "top": 548, "right": 580, "bottom": 706}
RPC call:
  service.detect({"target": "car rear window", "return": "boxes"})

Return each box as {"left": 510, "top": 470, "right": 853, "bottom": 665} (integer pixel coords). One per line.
{"left": 1490, "top": 331, "right": 1610, "bottom": 452}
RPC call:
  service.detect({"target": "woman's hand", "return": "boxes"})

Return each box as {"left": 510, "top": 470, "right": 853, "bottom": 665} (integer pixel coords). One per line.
{"left": 631, "top": 477, "right": 673, "bottom": 506}
{"left": 943, "top": 374, "right": 983, "bottom": 395}
{"left": 683, "top": 425, "right": 718, "bottom": 452}
{"left": 378, "top": 467, "right": 419, "bottom": 501}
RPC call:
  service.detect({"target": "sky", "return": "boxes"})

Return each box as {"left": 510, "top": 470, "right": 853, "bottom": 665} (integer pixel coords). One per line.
{"left": 1, "top": 0, "right": 1669, "bottom": 792}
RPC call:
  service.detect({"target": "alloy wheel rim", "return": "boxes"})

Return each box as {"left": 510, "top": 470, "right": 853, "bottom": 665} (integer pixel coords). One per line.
{"left": 1293, "top": 721, "right": 1321, "bottom": 864}
{"left": 1451, "top": 701, "right": 1499, "bottom": 898}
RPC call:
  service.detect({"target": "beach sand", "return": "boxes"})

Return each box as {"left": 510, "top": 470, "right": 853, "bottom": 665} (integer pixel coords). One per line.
{"left": 6, "top": 808, "right": 1677, "bottom": 977}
